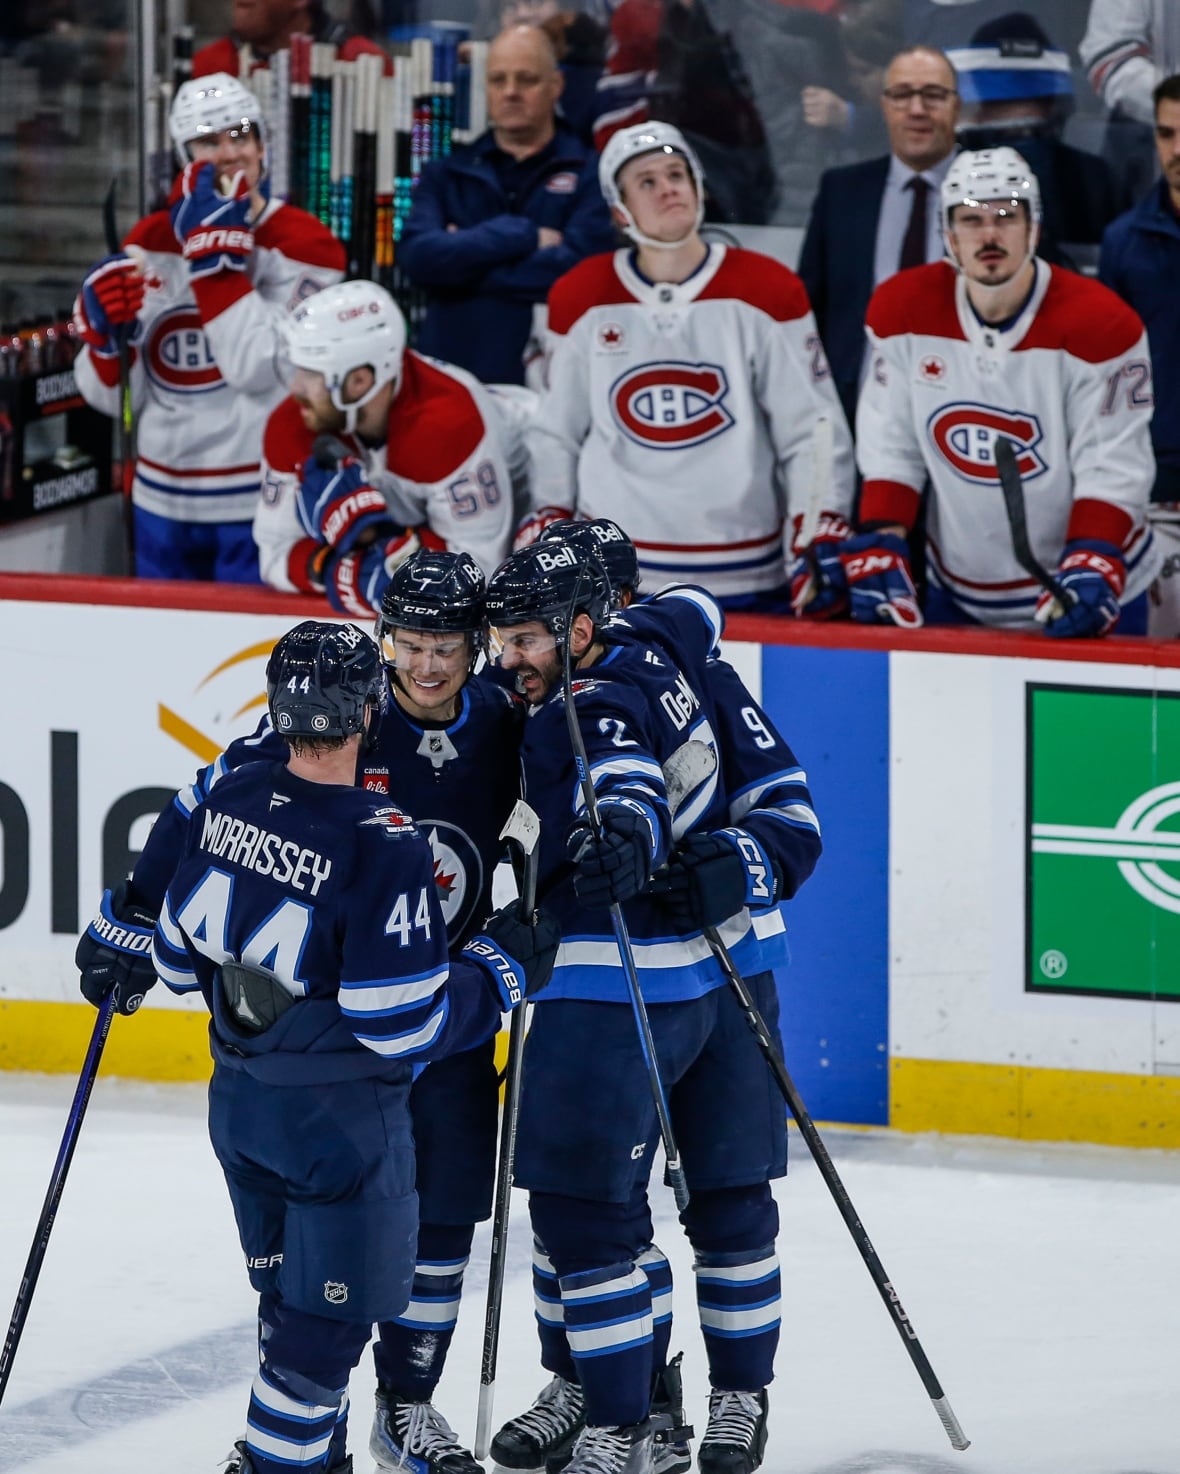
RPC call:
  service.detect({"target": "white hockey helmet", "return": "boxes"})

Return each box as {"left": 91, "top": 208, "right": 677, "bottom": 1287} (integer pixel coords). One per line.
{"left": 942, "top": 146, "right": 1041, "bottom": 274}
{"left": 598, "top": 122, "right": 705, "bottom": 250}
{"left": 169, "top": 73, "right": 266, "bottom": 164}
{"left": 285, "top": 281, "right": 407, "bottom": 429}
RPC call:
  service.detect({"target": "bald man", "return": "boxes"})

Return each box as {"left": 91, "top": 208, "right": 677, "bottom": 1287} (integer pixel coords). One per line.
{"left": 399, "top": 25, "right": 615, "bottom": 385}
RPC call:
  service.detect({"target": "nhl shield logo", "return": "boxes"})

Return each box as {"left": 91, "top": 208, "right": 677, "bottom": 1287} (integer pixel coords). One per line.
{"left": 609, "top": 361, "right": 734, "bottom": 450}
{"left": 324, "top": 1281, "right": 349, "bottom": 1305}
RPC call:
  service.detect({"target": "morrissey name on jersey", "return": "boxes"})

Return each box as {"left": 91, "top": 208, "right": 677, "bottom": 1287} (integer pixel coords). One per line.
{"left": 199, "top": 809, "right": 333, "bottom": 895}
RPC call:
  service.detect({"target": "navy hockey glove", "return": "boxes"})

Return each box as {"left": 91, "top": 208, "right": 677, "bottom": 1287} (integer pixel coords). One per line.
{"left": 75, "top": 881, "right": 158, "bottom": 1015}
{"left": 300, "top": 436, "right": 394, "bottom": 553}
{"left": 73, "top": 254, "right": 145, "bottom": 357}
{"left": 169, "top": 161, "right": 254, "bottom": 277}
{"left": 648, "top": 828, "right": 780, "bottom": 932}
{"left": 324, "top": 528, "right": 427, "bottom": 617}
{"left": 464, "top": 904, "right": 561, "bottom": 1009}
{"left": 1036, "top": 539, "right": 1125, "bottom": 639}
{"left": 797, "top": 532, "right": 923, "bottom": 628}
{"left": 788, "top": 510, "right": 853, "bottom": 617}
{"left": 567, "top": 802, "right": 657, "bottom": 908}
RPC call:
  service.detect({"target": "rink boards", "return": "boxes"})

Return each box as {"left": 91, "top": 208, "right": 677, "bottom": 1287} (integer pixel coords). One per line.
{"left": 2, "top": 573, "right": 1180, "bottom": 1149}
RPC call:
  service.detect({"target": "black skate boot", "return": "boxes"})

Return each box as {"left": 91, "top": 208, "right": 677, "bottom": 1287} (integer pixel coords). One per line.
{"left": 561, "top": 1421, "right": 654, "bottom": 1474}
{"left": 492, "top": 1374, "right": 586, "bottom": 1472}
{"left": 369, "top": 1389, "right": 482, "bottom": 1474}
{"left": 224, "top": 1441, "right": 353, "bottom": 1472}
{"left": 696, "top": 1390, "right": 768, "bottom": 1474}
{"left": 650, "top": 1353, "right": 694, "bottom": 1474}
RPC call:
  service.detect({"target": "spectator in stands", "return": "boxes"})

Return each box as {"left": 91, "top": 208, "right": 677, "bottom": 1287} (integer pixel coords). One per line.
{"left": 950, "top": 11, "right": 1128, "bottom": 268}
{"left": 798, "top": 43, "right": 959, "bottom": 427}
{"left": 1100, "top": 72, "right": 1180, "bottom": 636}
{"left": 71, "top": 74, "right": 345, "bottom": 581}
{"left": 192, "top": 0, "right": 386, "bottom": 77}
{"left": 398, "top": 24, "right": 615, "bottom": 386}
{"left": 1081, "top": 0, "right": 1180, "bottom": 198}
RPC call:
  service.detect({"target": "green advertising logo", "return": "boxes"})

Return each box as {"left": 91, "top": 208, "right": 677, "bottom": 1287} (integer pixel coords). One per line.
{"left": 1027, "top": 684, "right": 1180, "bottom": 1001}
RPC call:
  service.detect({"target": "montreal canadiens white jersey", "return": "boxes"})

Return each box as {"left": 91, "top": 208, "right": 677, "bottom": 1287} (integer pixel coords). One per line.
{"left": 857, "top": 259, "right": 1159, "bottom": 628}
{"left": 253, "top": 351, "right": 524, "bottom": 592}
{"left": 528, "top": 244, "right": 855, "bottom": 600}
{"left": 74, "top": 200, "right": 345, "bottom": 525}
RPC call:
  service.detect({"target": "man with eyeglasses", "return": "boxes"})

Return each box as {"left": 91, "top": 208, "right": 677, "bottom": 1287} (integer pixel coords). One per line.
{"left": 72, "top": 74, "right": 345, "bottom": 580}
{"left": 847, "top": 146, "right": 1159, "bottom": 636}
{"left": 799, "top": 44, "right": 961, "bottom": 428}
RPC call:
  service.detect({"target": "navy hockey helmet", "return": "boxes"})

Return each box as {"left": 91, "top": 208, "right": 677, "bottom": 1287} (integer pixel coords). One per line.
{"left": 377, "top": 550, "right": 486, "bottom": 639}
{"left": 266, "top": 620, "right": 383, "bottom": 739}
{"left": 539, "top": 518, "right": 640, "bottom": 609}
{"left": 484, "top": 541, "right": 611, "bottom": 645}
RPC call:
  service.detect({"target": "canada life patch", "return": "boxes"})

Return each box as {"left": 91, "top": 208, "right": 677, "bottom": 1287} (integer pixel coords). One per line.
{"left": 545, "top": 171, "right": 578, "bottom": 194}
{"left": 609, "top": 361, "right": 734, "bottom": 449}
{"left": 145, "top": 308, "right": 222, "bottom": 394}
{"left": 926, "top": 402, "right": 1046, "bottom": 484}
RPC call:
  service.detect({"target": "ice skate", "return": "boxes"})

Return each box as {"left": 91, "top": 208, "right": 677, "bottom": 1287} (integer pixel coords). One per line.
{"left": 223, "top": 1441, "right": 352, "bottom": 1472}
{"left": 559, "top": 1421, "right": 654, "bottom": 1474}
{"left": 370, "top": 1390, "right": 481, "bottom": 1474}
{"left": 491, "top": 1373, "right": 586, "bottom": 1472}
{"left": 696, "top": 1390, "right": 768, "bottom": 1474}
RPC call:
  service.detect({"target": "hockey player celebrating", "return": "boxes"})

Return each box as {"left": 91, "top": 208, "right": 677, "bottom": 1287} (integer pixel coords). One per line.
{"left": 137, "top": 621, "right": 558, "bottom": 1474}
{"left": 483, "top": 541, "right": 822, "bottom": 1474}
{"left": 72, "top": 74, "right": 345, "bottom": 580}
{"left": 75, "top": 555, "right": 525, "bottom": 1474}
{"left": 846, "top": 146, "right": 1159, "bottom": 634}
{"left": 520, "top": 122, "right": 856, "bottom": 608}
{"left": 253, "top": 279, "right": 527, "bottom": 614}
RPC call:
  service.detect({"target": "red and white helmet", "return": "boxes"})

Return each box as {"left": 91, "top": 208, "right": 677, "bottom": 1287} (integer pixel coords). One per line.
{"left": 285, "top": 280, "right": 407, "bottom": 429}
{"left": 598, "top": 122, "right": 705, "bottom": 250}
{"left": 169, "top": 73, "right": 265, "bottom": 164}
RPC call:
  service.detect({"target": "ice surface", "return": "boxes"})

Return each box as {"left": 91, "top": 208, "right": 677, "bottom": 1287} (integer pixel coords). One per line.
{"left": 1, "top": 1073, "right": 1177, "bottom": 1474}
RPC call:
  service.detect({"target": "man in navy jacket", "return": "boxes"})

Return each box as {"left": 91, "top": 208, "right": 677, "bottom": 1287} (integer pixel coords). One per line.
{"left": 399, "top": 24, "right": 615, "bottom": 385}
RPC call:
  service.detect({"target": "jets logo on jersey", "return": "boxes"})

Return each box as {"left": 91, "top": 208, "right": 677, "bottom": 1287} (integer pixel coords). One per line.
{"left": 421, "top": 821, "right": 483, "bottom": 943}
{"left": 927, "top": 403, "right": 1046, "bottom": 484}
{"left": 145, "top": 308, "right": 222, "bottom": 394}
{"left": 610, "top": 362, "right": 734, "bottom": 450}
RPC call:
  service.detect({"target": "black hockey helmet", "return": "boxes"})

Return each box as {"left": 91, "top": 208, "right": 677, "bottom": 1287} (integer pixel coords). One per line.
{"left": 484, "top": 541, "right": 611, "bottom": 644}
{"left": 377, "top": 550, "right": 486, "bottom": 641}
{"left": 266, "top": 620, "right": 383, "bottom": 739}
{"left": 539, "top": 518, "right": 640, "bottom": 608}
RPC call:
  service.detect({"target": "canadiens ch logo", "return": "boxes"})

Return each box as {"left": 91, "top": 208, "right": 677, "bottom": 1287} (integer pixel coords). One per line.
{"left": 609, "top": 361, "right": 734, "bottom": 449}
{"left": 145, "top": 307, "right": 222, "bottom": 393}
{"left": 927, "top": 402, "right": 1046, "bottom": 484}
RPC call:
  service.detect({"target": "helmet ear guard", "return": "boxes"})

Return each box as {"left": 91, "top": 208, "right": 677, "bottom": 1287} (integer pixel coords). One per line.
{"left": 597, "top": 122, "right": 706, "bottom": 250}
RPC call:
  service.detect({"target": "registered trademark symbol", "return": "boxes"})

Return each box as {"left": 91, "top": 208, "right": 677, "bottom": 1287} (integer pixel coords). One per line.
{"left": 1039, "top": 949, "right": 1068, "bottom": 979}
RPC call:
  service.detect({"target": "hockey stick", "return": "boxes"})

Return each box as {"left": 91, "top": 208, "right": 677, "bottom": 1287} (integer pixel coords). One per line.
{"left": 791, "top": 416, "right": 833, "bottom": 613}
{"left": 102, "top": 178, "right": 135, "bottom": 569}
{"left": 995, "top": 436, "right": 1074, "bottom": 619}
{"left": 699, "top": 925, "right": 970, "bottom": 1452}
{"left": 475, "top": 797, "right": 541, "bottom": 1460}
{"left": 0, "top": 995, "right": 117, "bottom": 1407}
{"left": 560, "top": 579, "right": 690, "bottom": 1213}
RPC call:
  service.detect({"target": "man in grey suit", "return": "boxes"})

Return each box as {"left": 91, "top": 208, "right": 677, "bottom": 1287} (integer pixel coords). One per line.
{"left": 798, "top": 45, "right": 960, "bottom": 428}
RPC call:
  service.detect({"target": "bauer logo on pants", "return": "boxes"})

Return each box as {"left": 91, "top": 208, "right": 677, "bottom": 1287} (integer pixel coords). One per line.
{"left": 1026, "top": 683, "right": 1180, "bottom": 1001}
{"left": 609, "top": 361, "right": 734, "bottom": 449}
{"left": 926, "top": 402, "right": 1045, "bottom": 484}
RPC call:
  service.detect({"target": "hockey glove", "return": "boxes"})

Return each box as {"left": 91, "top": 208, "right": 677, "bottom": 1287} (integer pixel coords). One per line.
{"left": 796, "top": 532, "right": 923, "bottom": 628}
{"left": 75, "top": 881, "right": 158, "bottom": 1015}
{"left": 513, "top": 505, "right": 574, "bottom": 551}
{"left": 324, "top": 528, "right": 433, "bottom": 617}
{"left": 567, "top": 802, "right": 657, "bottom": 908}
{"left": 648, "top": 828, "right": 780, "bottom": 932}
{"left": 788, "top": 510, "right": 852, "bottom": 617}
{"left": 1036, "top": 539, "right": 1125, "bottom": 639}
{"left": 170, "top": 161, "right": 254, "bottom": 277}
{"left": 299, "top": 437, "right": 392, "bottom": 553}
{"left": 73, "top": 254, "right": 145, "bottom": 357}
{"left": 464, "top": 903, "right": 561, "bottom": 1009}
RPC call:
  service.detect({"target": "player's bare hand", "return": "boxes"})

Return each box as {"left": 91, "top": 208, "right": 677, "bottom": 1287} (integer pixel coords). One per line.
{"left": 538, "top": 227, "right": 564, "bottom": 250}
{"left": 802, "top": 86, "right": 850, "bottom": 130}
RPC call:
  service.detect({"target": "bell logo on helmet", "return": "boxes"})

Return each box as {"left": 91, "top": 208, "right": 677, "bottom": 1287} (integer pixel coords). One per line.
{"left": 536, "top": 545, "right": 579, "bottom": 573}
{"left": 927, "top": 403, "right": 1046, "bottom": 484}
{"left": 610, "top": 362, "right": 734, "bottom": 449}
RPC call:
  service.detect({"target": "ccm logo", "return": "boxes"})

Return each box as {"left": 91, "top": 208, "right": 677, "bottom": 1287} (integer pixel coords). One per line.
{"left": 184, "top": 228, "right": 254, "bottom": 254}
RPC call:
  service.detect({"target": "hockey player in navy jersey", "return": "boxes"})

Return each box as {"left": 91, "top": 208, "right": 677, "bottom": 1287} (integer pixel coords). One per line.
{"left": 483, "top": 541, "right": 822, "bottom": 1474}
{"left": 75, "top": 557, "right": 526, "bottom": 1474}
{"left": 133, "top": 621, "right": 558, "bottom": 1474}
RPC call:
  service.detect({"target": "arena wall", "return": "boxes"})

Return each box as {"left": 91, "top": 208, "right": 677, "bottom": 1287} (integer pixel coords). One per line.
{"left": 2, "top": 573, "right": 1178, "bottom": 1148}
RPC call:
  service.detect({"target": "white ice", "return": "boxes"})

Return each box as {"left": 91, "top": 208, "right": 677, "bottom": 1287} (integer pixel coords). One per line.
{"left": 1, "top": 1071, "right": 1178, "bottom": 1474}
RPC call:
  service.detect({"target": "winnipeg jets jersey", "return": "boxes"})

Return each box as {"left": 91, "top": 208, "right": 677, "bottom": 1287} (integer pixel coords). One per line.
{"left": 74, "top": 201, "right": 344, "bottom": 524}
{"left": 857, "top": 260, "right": 1159, "bottom": 628}
{"left": 528, "top": 245, "right": 856, "bottom": 600}
{"left": 132, "top": 674, "right": 522, "bottom": 950}
{"left": 254, "top": 353, "right": 527, "bottom": 596}
{"left": 150, "top": 761, "right": 505, "bottom": 1084}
